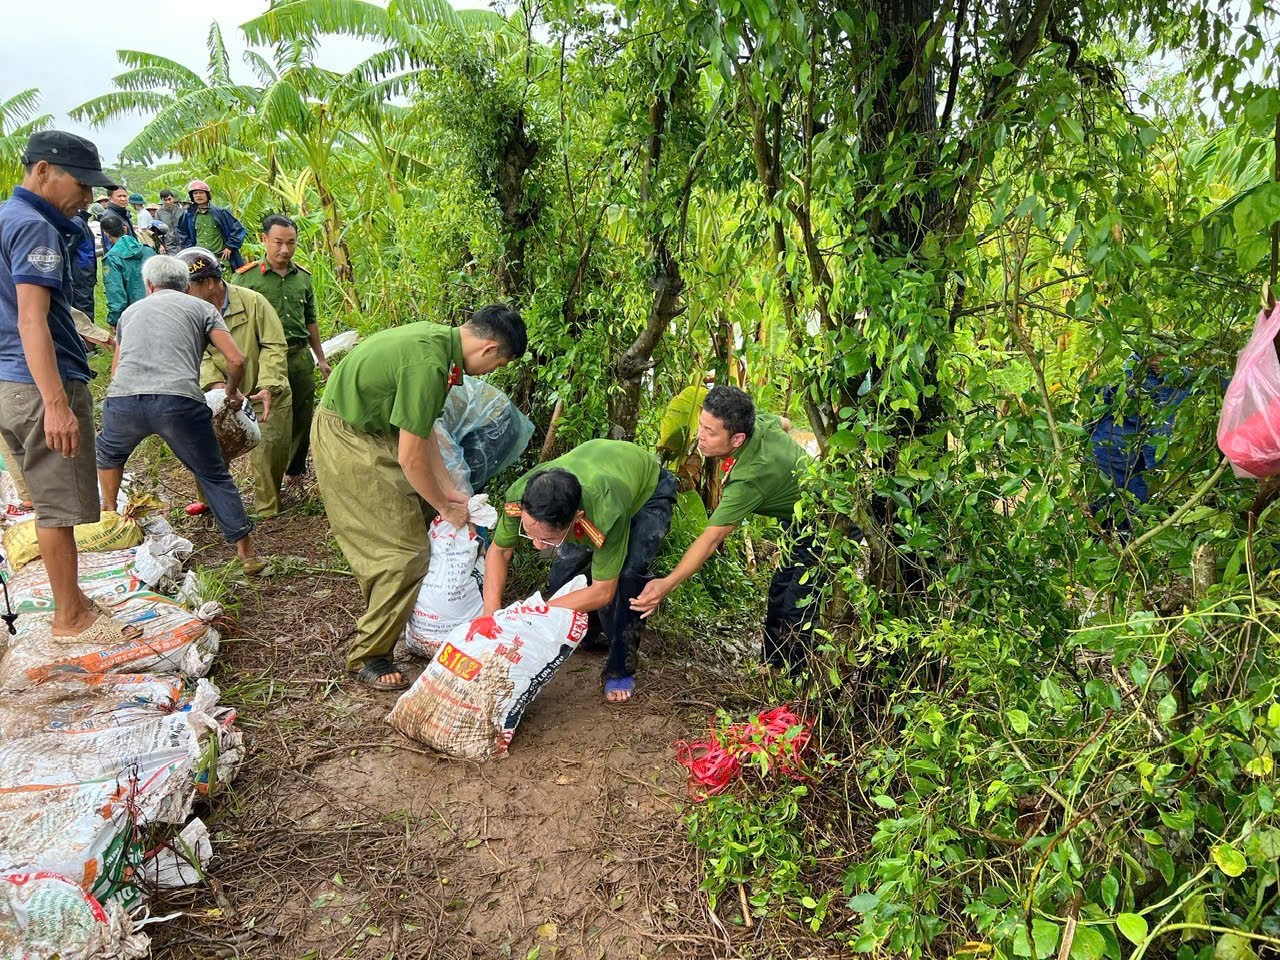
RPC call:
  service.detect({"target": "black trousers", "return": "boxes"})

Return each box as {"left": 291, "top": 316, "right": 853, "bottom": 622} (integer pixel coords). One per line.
{"left": 763, "top": 527, "right": 824, "bottom": 674}
{"left": 548, "top": 469, "right": 677, "bottom": 681}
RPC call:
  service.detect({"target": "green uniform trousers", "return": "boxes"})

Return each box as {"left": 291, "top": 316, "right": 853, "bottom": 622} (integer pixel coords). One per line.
{"left": 196, "top": 390, "right": 292, "bottom": 518}
{"left": 286, "top": 343, "right": 315, "bottom": 478}
{"left": 312, "top": 406, "right": 433, "bottom": 672}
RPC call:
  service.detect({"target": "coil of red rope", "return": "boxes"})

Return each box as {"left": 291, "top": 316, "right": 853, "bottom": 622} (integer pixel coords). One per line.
{"left": 675, "top": 705, "right": 811, "bottom": 801}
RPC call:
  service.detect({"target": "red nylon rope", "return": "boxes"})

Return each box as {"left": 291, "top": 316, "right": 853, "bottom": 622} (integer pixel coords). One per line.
{"left": 675, "top": 706, "right": 811, "bottom": 801}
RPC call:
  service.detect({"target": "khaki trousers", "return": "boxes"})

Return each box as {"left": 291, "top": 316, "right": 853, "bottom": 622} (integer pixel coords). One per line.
{"left": 312, "top": 407, "right": 432, "bottom": 672}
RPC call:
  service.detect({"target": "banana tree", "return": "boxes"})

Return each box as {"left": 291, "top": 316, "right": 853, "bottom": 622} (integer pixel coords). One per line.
{"left": 0, "top": 89, "right": 53, "bottom": 193}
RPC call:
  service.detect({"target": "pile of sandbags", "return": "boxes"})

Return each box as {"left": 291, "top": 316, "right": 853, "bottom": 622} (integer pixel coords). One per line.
{"left": 0, "top": 463, "right": 240, "bottom": 958}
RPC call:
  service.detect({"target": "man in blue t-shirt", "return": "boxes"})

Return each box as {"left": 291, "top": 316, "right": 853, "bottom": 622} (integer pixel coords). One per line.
{"left": 0, "top": 131, "right": 141, "bottom": 646}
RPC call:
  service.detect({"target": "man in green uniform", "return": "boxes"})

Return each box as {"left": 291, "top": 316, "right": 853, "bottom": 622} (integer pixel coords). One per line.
{"left": 631, "top": 385, "right": 819, "bottom": 674}
{"left": 314, "top": 306, "right": 526, "bottom": 691}
{"left": 482, "top": 441, "right": 677, "bottom": 703}
{"left": 179, "top": 248, "right": 293, "bottom": 518}
{"left": 232, "top": 214, "right": 330, "bottom": 489}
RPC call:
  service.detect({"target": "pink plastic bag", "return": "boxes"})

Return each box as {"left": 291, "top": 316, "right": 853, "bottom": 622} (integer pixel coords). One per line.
{"left": 1218, "top": 304, "right": 1280, "bottom": 479}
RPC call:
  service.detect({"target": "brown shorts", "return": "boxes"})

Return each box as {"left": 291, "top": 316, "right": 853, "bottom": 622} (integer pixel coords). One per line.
{"left": 0, "top": 379, "right": 100, "bottom": 528}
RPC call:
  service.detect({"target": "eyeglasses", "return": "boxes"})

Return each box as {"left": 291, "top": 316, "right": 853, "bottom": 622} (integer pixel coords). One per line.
{"left": 518, "top": 525, "right": 571, "bottom": 549}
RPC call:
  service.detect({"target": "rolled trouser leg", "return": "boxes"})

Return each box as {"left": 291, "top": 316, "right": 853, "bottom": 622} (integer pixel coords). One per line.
{"left": 600, "top": 469, "right": 676, "bottom": 681}
{"left": 157, "top": 397, "right": 254, "bottom": 543}
{"left": 762, "top": 531, "right": 822, "bottom": 675}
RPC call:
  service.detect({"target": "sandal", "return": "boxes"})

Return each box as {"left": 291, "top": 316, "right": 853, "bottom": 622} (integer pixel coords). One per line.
{"left": 604, "top": 676, "right": 636, "bottom": 704}
{"left": 239, "top": 557, "right": 267, "bottom": 577}
{"left": 53, "top": 610, "right": 143, "bottom": 645}
{"left": 350, "top": 656, "right": 409, "bottom": 692}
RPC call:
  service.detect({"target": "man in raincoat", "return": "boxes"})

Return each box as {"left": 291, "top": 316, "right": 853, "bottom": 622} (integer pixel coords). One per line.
{"left": 177, "top": 180, "right": 246, "bottom": 269}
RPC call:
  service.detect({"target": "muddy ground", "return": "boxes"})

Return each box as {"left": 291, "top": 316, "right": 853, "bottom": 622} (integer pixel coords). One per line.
{"left": 134, "top": 463, "right": 824, "bottom": 960}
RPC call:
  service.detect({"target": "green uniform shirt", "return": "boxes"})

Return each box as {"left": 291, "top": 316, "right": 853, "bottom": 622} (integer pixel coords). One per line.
{"left": 321, "top": 321, "right": 463, "bottom": 437}
{"left": 194, "top": 210, "right": 225, "bottom": 252}
{"left": 494, "top": 440, "right": 660, "bottom": 582}
{"left": 708, "top": 415, "right": 810, "bottom": 526}
{"left": 231, "top": 260, "right": 317, "bottom": 343}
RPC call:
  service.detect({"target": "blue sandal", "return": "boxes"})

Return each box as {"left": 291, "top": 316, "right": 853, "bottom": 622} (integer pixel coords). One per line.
{"left": 604, "top": 676, "right": 636, "bottom": 703}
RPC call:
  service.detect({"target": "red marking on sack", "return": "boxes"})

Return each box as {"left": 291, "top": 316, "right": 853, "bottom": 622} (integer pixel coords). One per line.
{"left": 438, "top": 642, "right": 482, "bottom": 681}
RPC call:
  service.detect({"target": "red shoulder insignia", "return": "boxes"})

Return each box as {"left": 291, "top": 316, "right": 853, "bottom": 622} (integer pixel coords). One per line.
{"left": 235, "top": 261, "right": 259, "bottom": 274}
{"left": 504, "top": 503, "right": 523, "bottom": 518}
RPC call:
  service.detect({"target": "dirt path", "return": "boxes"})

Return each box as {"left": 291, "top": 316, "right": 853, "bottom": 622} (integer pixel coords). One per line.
{"left": 144, "top": 478, "right": 743, "bottom": 959}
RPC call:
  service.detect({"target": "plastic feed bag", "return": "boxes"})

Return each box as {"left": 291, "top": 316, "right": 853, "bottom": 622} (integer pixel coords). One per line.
{"left": 1218, "top": 304, "right": 1280, "bottom": 478}
{"left": 388, "top": 577, "right": 590, "bottom": 761}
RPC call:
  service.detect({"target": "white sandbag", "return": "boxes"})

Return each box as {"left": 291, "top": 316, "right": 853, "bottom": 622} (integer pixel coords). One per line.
{"left": 131, "top": 533, "right": 193, "bottom": 588}
{"left": 139, "top": 818, "right": 211, "bottom": 889}
{"left": 321, "top": 330, "right": 359, "bottom": 358}
{"left": 388, "top": 576, "right": 591, "bottom": 761}
{"left": 0, "top": 680, "right": 240, "bottom": 904}
{"left": 0, "top": 592, "right": 220, "bottom": 692}
{"left": 0, "top": 870, "right": 149, "bottom": 960}
{"left": 5, "top": 548, "right": 142, "bottom": 615}
{"left": 204, "top": 389, "right": 261, "bottom": 462}
{"left": 0, "top": 471, "right": 28, "bottom": 525}
{"left": 402, "top": 495, "right": 498, "bottom": 659}
{"left": 0, "top": 673, "right": 185, "bottom": 741}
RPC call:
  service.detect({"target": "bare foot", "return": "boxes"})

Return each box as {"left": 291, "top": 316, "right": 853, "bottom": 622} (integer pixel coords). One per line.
{"left": 51, "top": 600, "right": 100, "bottom": 638}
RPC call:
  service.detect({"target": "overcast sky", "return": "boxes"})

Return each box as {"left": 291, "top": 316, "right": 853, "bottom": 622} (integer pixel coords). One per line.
{"left": 2, "top": 0, "right": 489, "bottom": 166}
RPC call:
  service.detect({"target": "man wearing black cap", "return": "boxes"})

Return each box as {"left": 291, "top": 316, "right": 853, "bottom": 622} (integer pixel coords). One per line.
{"left": 0, "top": 131, "right": 141, "bottom": 645}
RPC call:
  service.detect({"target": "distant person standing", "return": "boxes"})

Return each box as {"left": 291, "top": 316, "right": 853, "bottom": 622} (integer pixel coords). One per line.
{"left": 233, "top": 214, "right": 330, "bottom": 488}
{"left": 130, "top": 193, "right": 149, "bottom": 229}
{"left": 0, "top": 130, "right": 140, "bottom": 645}
{"left": 135, "top": 199, "right": 156, "bottom": 248}
{"left": 100, "top": 184, "right": 134, "bottom": 250}
{"left": 100, "top": 213, "right": 155, "bottom": 328}
{"left": 70, "top": 203, "right": 97, "bottom": 321}
{"left": 155, "top": 189, "right": 183, "bottom": 233}
{"left": 177, "top": 179, "right": 246, "bottom": 268}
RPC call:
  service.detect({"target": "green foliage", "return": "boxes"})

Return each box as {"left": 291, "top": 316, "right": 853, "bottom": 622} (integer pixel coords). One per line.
{"left": 46, "top": 0, "right": 1280, "bottom": 952}
{"left": 687, "top": 786, "right": 830, "bottom": 929}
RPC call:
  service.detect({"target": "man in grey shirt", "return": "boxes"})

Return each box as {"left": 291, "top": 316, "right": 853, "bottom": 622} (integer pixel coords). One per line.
{"left": 155, "top": 189, "right": 184, "bottom": 235}
{"left": 96, "top": 254, "right": 264, "bottom": 573}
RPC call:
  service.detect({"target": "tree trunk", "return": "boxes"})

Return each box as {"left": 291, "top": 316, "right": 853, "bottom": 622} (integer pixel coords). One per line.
{"left": 608, "top": 86, "right": 690, "bottom": 439}
{"left": 610, "top": 239, "right": 685, "bottom": 436}
{"left": 494, "top": 107, "right": 538, "bottom": 302}
{"left": 314, "top": 173, "right": 359, "bottom": 312}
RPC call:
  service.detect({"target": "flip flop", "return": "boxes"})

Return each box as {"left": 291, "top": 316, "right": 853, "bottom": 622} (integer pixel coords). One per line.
{"left": 350, "top": 656, "right": 409, "bottom": 692}
{"left": 604, "top": 676, "right": 636, "bottom": 704}
{"left": 53, "top": 610, "right": 143, "bottom": 645}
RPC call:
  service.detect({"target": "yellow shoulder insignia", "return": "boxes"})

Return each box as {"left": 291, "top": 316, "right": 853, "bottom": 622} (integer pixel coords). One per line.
{"left": 235, "top": 261, "right": 259, "bottom": 274}
{"left": 504, "top": 503, "right": 523, "bottom": 518}
{"left": 576, "top": 517, "right": 606, "bottom": 549}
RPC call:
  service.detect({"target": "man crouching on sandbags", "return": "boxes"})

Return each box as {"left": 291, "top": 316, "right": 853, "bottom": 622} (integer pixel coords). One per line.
{"left": 482, "top": 441, "right": 677, "bottom": 704}
{"left": 313, "top": 306, "right": 526, "bottom": 692}
{"left": 630, "top": 385, "right": 818, "bottom": 675}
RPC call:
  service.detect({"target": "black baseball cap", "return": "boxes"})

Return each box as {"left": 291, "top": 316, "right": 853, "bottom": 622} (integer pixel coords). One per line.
{"left": 20, "top": 131, "right": 113, "bottom": 187}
